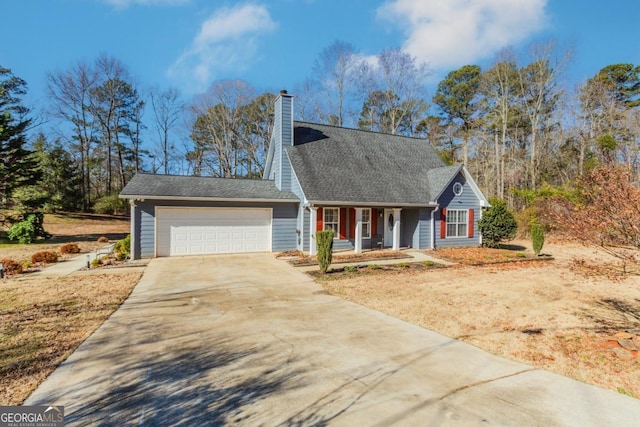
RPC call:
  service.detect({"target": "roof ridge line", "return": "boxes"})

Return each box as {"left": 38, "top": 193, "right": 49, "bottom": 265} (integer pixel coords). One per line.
{"left": 293, "top": 120, "right": 431, "bottom": 142}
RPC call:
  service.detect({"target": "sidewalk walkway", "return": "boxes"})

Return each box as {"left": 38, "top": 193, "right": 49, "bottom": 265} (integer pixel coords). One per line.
{"left": 29, "top": 244, "right": 115, "bottom": 276}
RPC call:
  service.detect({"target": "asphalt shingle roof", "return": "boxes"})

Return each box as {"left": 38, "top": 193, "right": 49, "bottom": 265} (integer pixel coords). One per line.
{"left": 287, "top": 122, "right": 458, "bottom": 205}
{"left": 120, "top": 174, "right": 298, "bottom": 201}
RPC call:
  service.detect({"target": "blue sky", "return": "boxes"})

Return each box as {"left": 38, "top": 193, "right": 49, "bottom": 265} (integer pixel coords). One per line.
{"left": 2, "top": 0, "right": 639, "bottom": 114}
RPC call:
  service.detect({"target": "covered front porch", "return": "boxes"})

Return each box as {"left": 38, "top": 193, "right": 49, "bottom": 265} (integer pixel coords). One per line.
{"left": 307, "top": 206, "right": 409, "bottom": 256}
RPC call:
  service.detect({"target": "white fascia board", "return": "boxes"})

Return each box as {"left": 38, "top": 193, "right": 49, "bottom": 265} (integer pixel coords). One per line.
{"left": 310, "top": 200, "right": 438, "bottom": 208}
{"left": 429, "top": 164, "right": 464, "bottom": 204}
{"left": 428, "top": 164, "right": 489, "bottom": 207}
{"left": 263, "top": 128, "right": 277, "bottom": 179}
{"left": 461, "top": 166, "right": 490, "bottom": 207}
{"left": 119, "top": 195, "right": 298, "bottom": 203}
{"left": 284, "top": 149, "right": 309, "bottom": 205}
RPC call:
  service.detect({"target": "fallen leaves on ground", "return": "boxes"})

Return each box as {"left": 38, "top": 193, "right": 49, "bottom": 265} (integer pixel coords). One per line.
{"left": 434, "top": 246, "right": 547, "bottom": 265}
{"left": 320, "top": 242, "right": 640, "bottom": 399}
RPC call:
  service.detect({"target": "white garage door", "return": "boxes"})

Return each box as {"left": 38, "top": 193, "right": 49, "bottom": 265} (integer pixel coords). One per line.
{"left": 156, "top": 207, "right": 271, "bottom": 256}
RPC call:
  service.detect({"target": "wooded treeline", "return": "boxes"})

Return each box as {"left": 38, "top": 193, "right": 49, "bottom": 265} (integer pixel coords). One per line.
{"left": 1, "top": 40, "right": 639, "bottom": 215}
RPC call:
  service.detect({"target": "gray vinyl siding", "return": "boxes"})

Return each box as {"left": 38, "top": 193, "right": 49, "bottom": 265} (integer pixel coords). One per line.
{"left": 401, "top": 208, "right": 419, "bottom": 248}
{"left": 275, "top": 95, "right": 293, "bottom": 191}
{"left": 272, "top": 203, "right": 298, "bottom": 252}
{"left": 417, "top": 207, "right": 433, "bottom": 250}
{"left": 139, "top": 203, "right": 155, "bottom": 258}
{"left": 435, "top": 172, "right": 482, "bottom": 248}
{"left": 279, "top": 118, "right": 293, "bottom": 192}
{"left": 302, "top": 208, "right": 310, "bottom": 252}
{"left": 133, "top": 199, "right": 298, "bottom": 258}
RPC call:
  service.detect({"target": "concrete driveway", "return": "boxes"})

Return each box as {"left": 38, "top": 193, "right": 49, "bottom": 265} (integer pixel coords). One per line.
{"left": 27, "top": 254, "right": 640, "bottom": 426}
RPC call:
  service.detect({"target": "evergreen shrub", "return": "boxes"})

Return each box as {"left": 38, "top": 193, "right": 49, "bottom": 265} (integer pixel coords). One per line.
{"left": 316, "top": 230, "right": 334, "bottom": 274}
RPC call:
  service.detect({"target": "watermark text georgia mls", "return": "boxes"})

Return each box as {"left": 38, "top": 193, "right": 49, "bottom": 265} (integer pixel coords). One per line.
{"left": 0, "top": 406, "right": 64, "bottom": 427}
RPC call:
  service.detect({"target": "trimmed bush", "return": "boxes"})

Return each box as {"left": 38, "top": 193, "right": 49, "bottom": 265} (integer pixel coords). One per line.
{"left": 316, "top": 230, "right": 334, "bottom": 274}
{"left": 1, "top": 258, "right": 23, "bottom": 276}
{"left": 478, "top": 198, "right": 517, "bottom": 248}
{"left": 532, "top": 223, "right": 545, "bottom": 256}
{"left": 31, "top": 250, "right": 59, "bottom": 264}
{"left": 97, "top": 236, "right": 109, "bottom": 243}
{"left": 114, "top": 234, "right": 130, "bottom": 256}
{"left": 60, "top": 243, "right": 81, "bottom": 255}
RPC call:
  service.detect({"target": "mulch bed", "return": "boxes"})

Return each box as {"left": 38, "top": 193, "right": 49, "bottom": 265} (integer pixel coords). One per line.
{"left": 433, "top": 246, "right": 553, "bottom": 266}
{"left": 283, "top": 250, "right": 413, "bottom": 267}
{"left": 309, "top": 261, "right": 447, "bottom": 280}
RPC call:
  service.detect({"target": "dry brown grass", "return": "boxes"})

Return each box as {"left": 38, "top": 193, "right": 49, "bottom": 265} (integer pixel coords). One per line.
{"left": 0, "top": 213, "right": 137, "bottom": 405}
{"left": 320, "top": 241, "right": 640, "bottom": 399}
{"left": 0, "top": 213, "right": 130, "bottom": 267}
{"left": 0, "top": 271, "right": 142, "bottom": 405}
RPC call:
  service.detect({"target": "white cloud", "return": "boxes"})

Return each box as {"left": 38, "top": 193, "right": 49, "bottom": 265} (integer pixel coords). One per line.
{"left": 168, "top": 3, "right": 277, "bottom": 92}
{"left": 377, "top": 0, "right": 548, "bottom": 70}
{"left": 103, "top": 0, "right": 189, "bottom": 8}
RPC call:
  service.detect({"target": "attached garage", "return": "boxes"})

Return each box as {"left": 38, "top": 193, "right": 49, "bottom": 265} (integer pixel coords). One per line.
{"left": 120, "top": 174, "right": 299, "bottom": 259}
{"left": 156, "top": 207, "right": 272, "bottom": 256}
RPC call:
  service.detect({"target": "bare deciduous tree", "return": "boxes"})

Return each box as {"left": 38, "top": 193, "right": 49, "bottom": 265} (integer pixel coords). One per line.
{"left": 357, "top": 48, "right": 429, "bottom": 135}
{"left": 47, "top": 55, "right": 144, "bottom": 205}
{"left": 307, "top": 40, "right": 360, "bottom": 127}
{"left": 517, "top": 41, "right": 571, "bottom": 188}
{"left": 47, "top": 60, "right": 98, "bottom": 209}
{"left": 150, "top": 87, "right": 182, "bottom": 174}
{"left": 187, "top": 80, "right": 274, "bottom": 178}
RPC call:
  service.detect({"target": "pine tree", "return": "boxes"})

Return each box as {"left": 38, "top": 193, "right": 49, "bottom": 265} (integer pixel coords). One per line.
{"left": 0, "top": 66, "right": 40, "bottom": 208}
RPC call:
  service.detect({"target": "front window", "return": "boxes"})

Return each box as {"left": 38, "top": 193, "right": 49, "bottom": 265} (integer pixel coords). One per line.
{"left": 446, "top": 209, "right": 468, "bottom": 238}
{"left": 324, "top": 208, "right": 339, "bottom": 237}
{"left": 362, "top": 209, "right": 371, "bottom": 238}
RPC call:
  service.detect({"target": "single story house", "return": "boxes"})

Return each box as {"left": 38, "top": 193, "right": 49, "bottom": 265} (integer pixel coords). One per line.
{"left": 120, "top": 91, "right": 489, "bottom": 259}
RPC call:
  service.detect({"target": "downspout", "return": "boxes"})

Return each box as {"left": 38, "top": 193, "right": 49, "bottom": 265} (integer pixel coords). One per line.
{"left": 478, "top": 206, "right": 483, "bottom": 247}
{"left": 430, "top": 205, "right": 439, "bottom": 250}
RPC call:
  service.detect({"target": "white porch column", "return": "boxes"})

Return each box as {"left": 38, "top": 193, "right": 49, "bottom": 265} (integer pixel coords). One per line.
{"left": 354, "top": 208, "right": 363, "bottom": 254}
{"left": 309, "top": 207, "right": 318, "bottom": 256}
{"left": 129, "top": 199, "right": 138, "bottom": 260}
{"left": 392, "top": 208, "right": 402, "bottom": 251}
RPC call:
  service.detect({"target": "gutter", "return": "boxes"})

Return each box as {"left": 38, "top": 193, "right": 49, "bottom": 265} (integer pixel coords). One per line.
{"left": 118, "top": 195, "right": 299, "bottom": 203}
{"left": 310, "top": 201, "right": 438, "bottom": 208}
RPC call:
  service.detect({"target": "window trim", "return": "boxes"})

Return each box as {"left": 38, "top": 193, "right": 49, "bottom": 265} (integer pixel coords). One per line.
{"left": 452, "top": 182, "right": 464, "bottom": 196}
{"left": 446, "top": 208, "right": 469, "bottom": 239}
{"left": 323, "top": 207, "right": 340, "bottom": 239}
{"left": 361, "top": 208, "right": 371, "bottom": 239}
